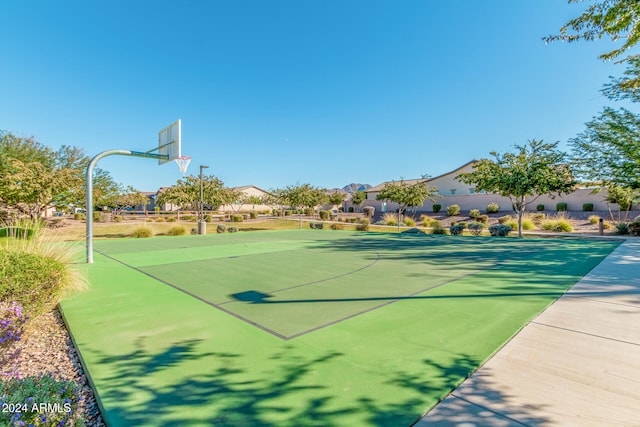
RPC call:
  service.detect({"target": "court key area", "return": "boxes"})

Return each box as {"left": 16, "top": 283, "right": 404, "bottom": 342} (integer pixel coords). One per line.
{"left": 60, "top": 229, "right": 619, "bottom": 426}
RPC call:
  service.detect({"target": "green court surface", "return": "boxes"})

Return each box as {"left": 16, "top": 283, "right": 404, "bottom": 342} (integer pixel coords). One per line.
{"left": 60, "top": 230, "right": 620, "bottom": 426}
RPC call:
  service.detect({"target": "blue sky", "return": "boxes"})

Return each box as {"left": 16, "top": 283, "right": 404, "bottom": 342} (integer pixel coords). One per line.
{"left": 0, "top": 1, "right": 629, "bottom": 192}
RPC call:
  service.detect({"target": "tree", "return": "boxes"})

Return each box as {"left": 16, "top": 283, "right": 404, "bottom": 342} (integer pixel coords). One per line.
{"left": 109, "top": 186, "right": 149, "bottom": 214}
{"left": 156, "top": 175, "right": 234, "bottom": 213}
{"left": 375, "top": 178, "right": 439, "bottom": 230}
{"left": 280, "top": 184, "right": 328, "bottom": 228}
{"left": 351, "top": 191, "right": 366, "bottom": 212}
{"left": 545, "top": 0, "right": 640, "bottom": 89}
{"left": 569, "top": 107, "right": 640, "bottom": 188}
{"left": 327, "top": 191, "right": 346, "bottom": 210}
{"left": 457, "top": 140, "right": 575, "bottom": 237}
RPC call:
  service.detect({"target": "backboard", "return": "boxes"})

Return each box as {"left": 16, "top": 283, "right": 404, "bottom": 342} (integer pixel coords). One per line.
{"left": 158, "top": 119, "right": 181, "bottom": 165}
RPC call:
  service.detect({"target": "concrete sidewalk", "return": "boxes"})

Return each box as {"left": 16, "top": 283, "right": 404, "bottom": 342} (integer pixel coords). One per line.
{"left": 416, "top": 238, "right": 640, "bottom": 427}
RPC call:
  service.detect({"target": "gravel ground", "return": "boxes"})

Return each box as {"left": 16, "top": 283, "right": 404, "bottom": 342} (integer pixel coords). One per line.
{"left": 4, "top": 309, "right": 105, "bottom": 426}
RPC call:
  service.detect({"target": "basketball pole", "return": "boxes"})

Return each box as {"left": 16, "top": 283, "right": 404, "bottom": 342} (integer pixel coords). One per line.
{"left": 85, "top": 149, "right": 168, "bottom": 263}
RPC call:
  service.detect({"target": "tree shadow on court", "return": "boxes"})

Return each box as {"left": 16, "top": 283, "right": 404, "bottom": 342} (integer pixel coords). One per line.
{"left": 85, "top": 339, "right": 552, "bottom": 426}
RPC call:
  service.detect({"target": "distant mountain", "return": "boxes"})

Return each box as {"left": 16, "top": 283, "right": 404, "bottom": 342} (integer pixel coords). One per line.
{"left": 331, "top": 183, "right": 371, "bottom": 194}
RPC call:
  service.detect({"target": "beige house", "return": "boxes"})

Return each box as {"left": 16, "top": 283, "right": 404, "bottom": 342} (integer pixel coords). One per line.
{"left": 351, "top": 161, "right": 634, "bottom": 215}
{"left": 219, "top": 185, "right": 273, "bottom": 213}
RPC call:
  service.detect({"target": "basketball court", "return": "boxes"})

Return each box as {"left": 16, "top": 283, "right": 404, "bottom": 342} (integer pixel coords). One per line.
{"left": 60, "top": 230, "right": 619, "bottom": 426}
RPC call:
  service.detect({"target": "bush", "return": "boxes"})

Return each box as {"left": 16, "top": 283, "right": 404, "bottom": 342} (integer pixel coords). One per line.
{"left": 476, "top": 214, "right": 489, "bottom": 224}
{"left": 284, "top": 210, "right": 292, "bottom": 216}
{"left": 310, "top": 222, "right": 324, "bottom": 230}
{"left": 216, "top": 224, "right": 226, "bottom": 233}
{"left": 132, "top": 227, "right": 153, "bottom": 238}
{"left": 403, "top": 217, "right": 416, "bottom": 227}
{"left": 382, "top": 213, "right": 398, "bottom": 226}
{"left": 319, "top": 210, "right": 330, "bottom": 220}
{"left": 181, "top": 215, "right": 196, "bottom": 221}
{"left": 304, "top": 208, "right": 315, "bottom": 216}
{"left": 0, "top": 373, "right": 82, "bottom": 426}
{"left": 250, "top": 211, "right": 259, "bottom": 219}
{"left": 0, "top": 252, "right": 66, "bottom": 317}
{"left": 446, "top": 204, "right": 460, "bottom": 216}
{"left": 629, "top": 221, "right": 640, "bottom": 236}
{"left": 73, "top": 212, "right": 85, "bottom": 220}
{"left": 449, "top": 224, "right": 465, "bottom": 236}
{"left": 614, "top": 222, "right": 630, "bottom": 235}
{"left": 542, "top": 219, "right": 573, "bottom": 232}
{"left": 167, "top": 216, "right": 178, "bottom": 222}
{"left": 167, "top": 225, "right": 186, "bottom": 236}
{"left": 498, "top": 215, "right": 511, "bottom": 224}
{"left": 489, "top": 224, "right": 512, "bottom": 237}
{"left": 231, "top": 215, "right": 244, "bottom": 222}
{"left": 93, "top": 211, "right": 105, "bottom": 222}
{"left": 356, "top": 218, "right": 370, "bottom": 231}
{"left": 227, "top": 226, "right": 239, "bottom": 233}
{"left": 432, "top": 204, "right": 441, "bottom": 213}
{"left": 113, "top": 215, "right": 123, "bottom": 223}
{"left": 556, "top": 202, "right": 568, "bottom": 212}
{"left": 431, "top": 221, "right": 447, "bottom": 234}
{"left": 330, "top": 223, "right": 344, "bottom": 230}
{"left": 588, "top": 215, "right": 600, "bottom": 225}
{"left": 469, "top": 209, "right": 481, "bottom": 219}
{"left": 467, "top": 222, "right": 485, "bottom": 236}
{"left": 486, "top": 202, "right": 500, "bottom": 214}
{"left": 582, "top": 203, "right": 594, "bottom": 212}
{"left": 528, "top": 213, "right": 546, "bottom": 225}
{"left": 155, "top": 217, "right": 166, "bottom": 222}
{"left": 0, "top": 227, "right": 35, "bottom": 239}
{"left": 363, "top": 206, "right": 375, "bottom": 217}
{"left": 536, "top": 204, "right": 545, "bottom": 212}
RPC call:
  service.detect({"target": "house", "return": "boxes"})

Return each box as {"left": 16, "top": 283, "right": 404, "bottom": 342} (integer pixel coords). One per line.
{"left": 350, "top": 161, "right": 631, "bottom": 215}
{"left": 218, "top": 185, "right": 273, "bottom": 213}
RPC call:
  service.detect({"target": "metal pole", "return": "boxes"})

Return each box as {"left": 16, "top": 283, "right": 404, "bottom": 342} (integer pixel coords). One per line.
{"left": 86, "top": 149, "right": 169, "bottom": 263}
{"left": 198, "top": 165, "right": 209, "bottom": 234}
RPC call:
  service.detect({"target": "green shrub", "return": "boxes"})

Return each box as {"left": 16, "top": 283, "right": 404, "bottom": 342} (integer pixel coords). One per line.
{"left": 542, "top": 219, "right": 573, "bottom": 232}
{"left": 629, "top": 221, "right": 640, "bottom": 236}
{"left": 113, "top": 215, "right": 123, "bottom": 223}
{"left": 167, "top": 225, "right": 186, "bottom": 236}
{"left": 432, "top": 204, "right": 441, "bottom": 213}
{"left": 0, "top": 373, "right": 82, "bottom": 426}
{"left": 155, "top": 217, "right": 166, "bottom": 223}
{"left": 0, "top": 227, "right": 34, "bottom": 239}
{"left": 304, "top": 208, "right": 315, "bottom": 216}
{"left": 319, "top": 210, "right": 330, "bottom": 220}
{"left": 457, "top": 222, "right": 468, "bottom": 229}
{"left": 446, "top": 204, "right": 460, "bottom": 216}
{"left": 231, "top": 214, "right": 244, "bottom": 222}
{"left": 73, "top": 212, "right": 85, "bottom": 220}
{"left": 449, "top": 224, "right": 465, "bottom": 236}
{"left": 363, "top": 206, "right": 375, "bottom": 217}
{"left": 469, "top": 209, "right": 481, "bottom": 219}
{"left": 556, "top": 202, "right": 568, "bottom": 212}
{"left": 330, "top": 223, "right": 344, "bottom": 230}
{"left": 588, "top": 215, "right": 600, "bottom": 225}
{"left": 182, "top": 215, "right": 196, "bottom": 221}
{"left": 614, "top": 222, "right": 630, "bottom": 235}
{"left": 536, "top": 204, "right": 545, "bottom": 212}
{"left": 489, "top": 224, "right": 512, "bottom": 237}
{"left": 356, "top": 218, "right": 370, "bottom": 231}
{"left": 132, "top": 227, "right": 153, "bottom": 238}
{"left": 431, "top": 221, "right": 447, "bottom": 234}
{"left": 582, "top": 203, "right": 594, "bottom": 211}
{"left": 404, "top": 217, "right": 416, "bottom": 227}
{"left": 310, "top": 222, "right": 324, "bottom": 230}
{"left": 167, "top": 216, "right": 178, "bottom": 222}
{"left": 93, "top": 211, "right": 105, "bottom": 222}
{"left": 476, "top": 214, "right": 489, "bottom": 224}
{"left": 0, "top": 251, "right": 66, "bottom": 317}
{"left": 249, "top": 211, "right": 258, "bottom": 219}
{"left": 486, "top": 202, "right": 500, "bottom": 214}
{"left": 227, "top": 226, "right": 239, "bottom": 233}
{"left": 216, "top": 224, "right": 226, "bottom": 233}
{"left": 383, "top": 213, "right": 398, "bottom": 226}
{"left": 467, "top": 222, "right": 485, "bottom": 236}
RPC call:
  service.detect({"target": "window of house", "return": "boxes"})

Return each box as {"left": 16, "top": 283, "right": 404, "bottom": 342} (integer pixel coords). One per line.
{"left": 450, "top": 189, "right": 456, "bottom": 195}
{"left": 469, "top": 188, "right": 475, "bottom": 194}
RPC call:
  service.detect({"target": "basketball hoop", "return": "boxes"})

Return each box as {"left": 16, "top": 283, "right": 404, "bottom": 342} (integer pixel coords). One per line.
{"left": 174, "top": 156, "right": 191, "bottom": 175}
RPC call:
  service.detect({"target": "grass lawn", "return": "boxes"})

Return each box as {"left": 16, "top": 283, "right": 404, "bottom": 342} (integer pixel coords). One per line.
{"left": 60, "top": 229, "right": 619, "bottom": 426}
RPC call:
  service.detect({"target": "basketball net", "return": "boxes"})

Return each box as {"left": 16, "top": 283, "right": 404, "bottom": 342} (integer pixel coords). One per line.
{"left": 174, "top": 156, "right": 191, "bottom": 175}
